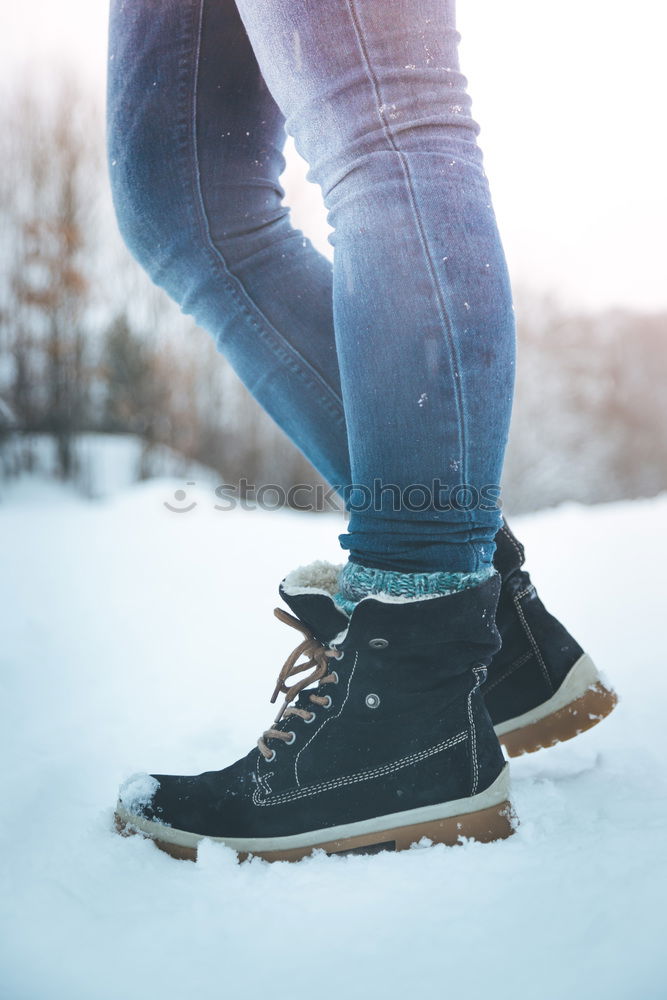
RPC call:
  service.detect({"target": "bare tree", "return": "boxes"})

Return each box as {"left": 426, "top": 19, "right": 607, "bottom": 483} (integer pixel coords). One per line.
{"left": 1, "top": 76, "right": 99, "bottom": 475}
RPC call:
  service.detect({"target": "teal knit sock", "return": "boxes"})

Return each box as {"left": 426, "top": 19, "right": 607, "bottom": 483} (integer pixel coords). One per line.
{"left": 333, "top": 562, "right": 496, "bottom": 617}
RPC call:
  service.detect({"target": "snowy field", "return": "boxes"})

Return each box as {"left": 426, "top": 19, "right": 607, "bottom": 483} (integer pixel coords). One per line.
{"left": 1, "top": 477, "right": 666, "bottom": 1000}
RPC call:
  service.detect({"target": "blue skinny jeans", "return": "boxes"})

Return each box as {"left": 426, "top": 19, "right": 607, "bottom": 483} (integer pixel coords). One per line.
{"left": 107, "top": 0, "right": 516, "bottom": 573}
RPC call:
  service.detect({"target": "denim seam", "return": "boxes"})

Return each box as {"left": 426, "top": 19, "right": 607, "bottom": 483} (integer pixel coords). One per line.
{"left": 185, "top": 0, "right": 347, "bottom": 428}
{"left": 344, "top": 0, "right": 476, "bottom": 567}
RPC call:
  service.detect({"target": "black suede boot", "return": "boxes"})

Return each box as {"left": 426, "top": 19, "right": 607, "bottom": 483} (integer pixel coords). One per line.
{"left": 484, "top": 520, "right": 618, "bottom": 756}
{"left": 115, "top": 571, "right": 516, "bottom": 862}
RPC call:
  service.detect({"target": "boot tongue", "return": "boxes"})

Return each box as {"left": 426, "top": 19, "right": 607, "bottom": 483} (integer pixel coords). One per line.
{"left": 278, "top": 584, "right": 349, "bottom": 645}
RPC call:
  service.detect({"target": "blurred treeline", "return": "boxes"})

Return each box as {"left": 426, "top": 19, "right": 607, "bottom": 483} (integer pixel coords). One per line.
{"left": 1, "top": 78, "right": 666, "bottom": 513}
{"left": 0, "top": 77, "right": 320, "bottom": 498}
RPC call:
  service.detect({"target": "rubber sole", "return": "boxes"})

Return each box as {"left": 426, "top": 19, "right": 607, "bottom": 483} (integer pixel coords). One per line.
{"left": 115, "top": 765, "right": 516, "bottom": 863}
{"left": 494, "top": 653, "right": 618, "bottom": 758}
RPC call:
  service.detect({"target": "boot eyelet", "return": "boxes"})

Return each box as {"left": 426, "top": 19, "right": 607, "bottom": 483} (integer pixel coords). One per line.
{"left": 330, "top": 671, "right": 339, "bottom": 685}
{"left": 331, "top": 648, "right": 345, "bottom": 660}
{"left": 369, "top": 638, "right": 389, "bottom": 650}
{"left": 304, "top": 711, "right": 317, "bottom": 724}
{"left": 365, "top": 693, "right": 381, "bottom": 709}
{"left": 322, "top": 695, "right": 333, "bottom": 709}
{"left": 264, "top": 749, "right": 276, "bottom": 762}
{"left": 284, "top": 731, "right": 296, "bottom": 745}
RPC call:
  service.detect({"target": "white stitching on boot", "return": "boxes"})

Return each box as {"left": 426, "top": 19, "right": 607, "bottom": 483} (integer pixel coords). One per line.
{"left": 252, "top": 731, "right": 468, "bottom": 807}
{"left": 501, "top": 524, "right": 523, "bottom": 562}
{"left": 468, "top": 665, "right": 489, "bottom": 796}
{"left": 467, "top": 689, "right": 478, "bottom": 795}
{"left": 293, "top": 650, "right": 360, "bottom": 787}
{"left": 514, "top": 585, "right": 553, "bottom": 693}
{"left": 483, "top": 651, "right": 533, "bottom": 694}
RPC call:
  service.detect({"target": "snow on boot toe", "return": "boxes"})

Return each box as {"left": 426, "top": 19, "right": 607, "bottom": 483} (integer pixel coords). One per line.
{"left": 117, "top": 772, "right": 160, "bottom": 817}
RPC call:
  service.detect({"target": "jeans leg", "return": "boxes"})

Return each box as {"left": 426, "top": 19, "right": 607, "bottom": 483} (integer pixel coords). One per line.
{"left": 107, "top": 0, "right": 351, "bottom": 488}
{"left": 108, "top": 0, "right": 515, "bottom": 573}
{"left": 227, "top": 0, "right": 516, "bottom": 572}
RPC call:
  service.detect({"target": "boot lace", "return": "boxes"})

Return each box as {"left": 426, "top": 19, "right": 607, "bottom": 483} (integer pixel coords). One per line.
{"left": 257, "top": 608, "right": 341, "bottom": 761}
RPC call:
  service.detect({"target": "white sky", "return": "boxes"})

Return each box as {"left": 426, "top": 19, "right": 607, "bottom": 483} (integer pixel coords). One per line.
{"left": 2, "top": 0, "right": 665, "bottom": 311}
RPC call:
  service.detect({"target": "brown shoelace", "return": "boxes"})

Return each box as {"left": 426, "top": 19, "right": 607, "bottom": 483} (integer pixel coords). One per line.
{"left": 257, "top": 607, "right": 342, "bottom": 761}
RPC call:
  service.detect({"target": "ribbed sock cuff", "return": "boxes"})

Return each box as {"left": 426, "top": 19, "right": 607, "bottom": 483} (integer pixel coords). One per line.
{"left": 333, "top": 562, "right": 495, "bottom": 616}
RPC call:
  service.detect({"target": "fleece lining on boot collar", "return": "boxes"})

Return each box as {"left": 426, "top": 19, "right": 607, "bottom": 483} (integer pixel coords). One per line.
{"left": 281, "top": 560, "right": 500, "bottom": 650}
{"left": 281, "top": 560, "right": 345, "bottom": 598}
{"left": 281, "top": 561, "right": 349, "bottom": 643}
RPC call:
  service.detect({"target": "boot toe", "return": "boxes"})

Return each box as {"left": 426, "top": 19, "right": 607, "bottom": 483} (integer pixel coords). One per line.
{"left": 117, "top": 770, "right": 219, "bottom": 835}
{"left": 117, "top": 771, "right": 163, "bottom": 822}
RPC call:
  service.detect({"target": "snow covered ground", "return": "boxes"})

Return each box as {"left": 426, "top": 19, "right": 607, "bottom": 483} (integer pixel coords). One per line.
{"left": 1, "top": 477, "right": 666, "bottom": 1000}
{"left": 0, "top": 433, "right": 218, "bottom": 499}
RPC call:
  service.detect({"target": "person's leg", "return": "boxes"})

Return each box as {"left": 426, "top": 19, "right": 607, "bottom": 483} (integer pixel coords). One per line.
{"left": 108, "top": 0, "right": 614, "bottom": 761}
{"left": 108, "top": 0, "right": 514, "bottom": 576}
{"left": 112, "top": 0, "right": 518, "bottom": 858}
{"left": 225, "top": 0, "right": 516, "bottom": 576}
{"left": 107, "top": 0, "right": 351, "bottom": 489}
